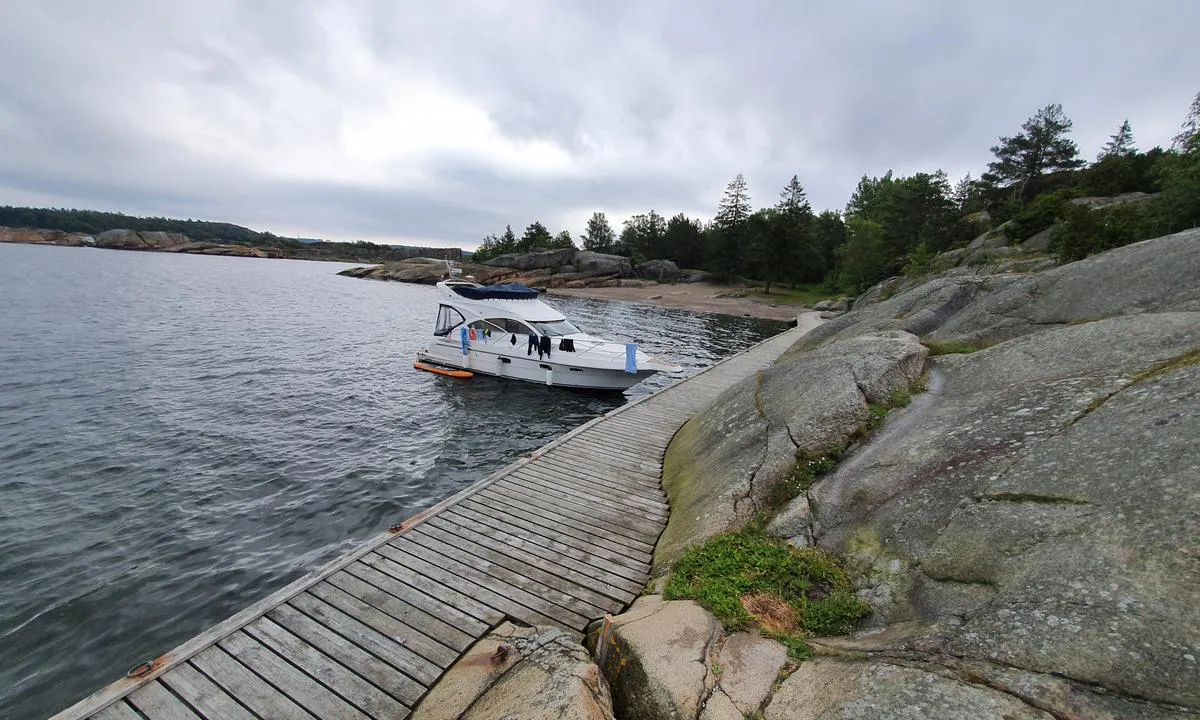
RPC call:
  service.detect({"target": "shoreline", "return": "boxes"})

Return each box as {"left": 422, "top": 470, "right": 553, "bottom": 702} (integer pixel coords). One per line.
{"left": 0, "top": 238, "right": 386, "bottom": 265}
{"left": 547, "top": 282, "right": 804, "bottom": 322}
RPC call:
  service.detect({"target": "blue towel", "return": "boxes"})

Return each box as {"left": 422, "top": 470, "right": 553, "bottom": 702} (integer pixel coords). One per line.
{"left": 625, "top": 343, "right": 638, "bottom": 374}
{"left": 460, "top": 326, "right": 469, "bottom": 355}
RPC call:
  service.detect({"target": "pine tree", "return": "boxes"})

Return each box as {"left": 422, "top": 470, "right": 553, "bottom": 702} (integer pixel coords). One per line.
{"left": 777, "top": 174, "right": 812, "bottom": 217}
{"left": 581, "top": 212, "right": 615, "bottom": 253}
{"left": 951, "top": 174, "right": 973, "bottom": 211}
{"left": 551, "top": 230, "right": 576, "bottom": 250}
{"left": 664, "top": 214, "right": 705, "bottom": 269}
{"left": 710, "top": 174, "right": 752, "bottom": 283}
{"left": 1097, "top": 119, "right": 1136, "bottom": 161}
{"left": 1172, "top": 91, "right": 1200, "bottom": 152}
{"left": 773, "top": 174, "right": 815, "bottom": 286}
{"left": 500, "top": 225, "right": 518, "bottom": 252}
{"left": 984, "top": 104, "right": 1084, "bottom": 194}
{"left": 517, "top": 221, "right": 553, "bottom": 252}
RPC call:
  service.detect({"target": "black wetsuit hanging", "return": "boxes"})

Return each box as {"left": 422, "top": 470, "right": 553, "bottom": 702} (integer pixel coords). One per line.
{"left": 527, "top": 334, "right": 537, "bottom": 356}
{"left": 539, "top": 335, "right": 552, "bottom": 359}
{"left": 558, "top": 338, "right": 575, "bottom": 352}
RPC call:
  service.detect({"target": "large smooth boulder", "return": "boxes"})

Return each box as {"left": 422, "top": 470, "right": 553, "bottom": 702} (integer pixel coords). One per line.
{"left": 484, "top": 248, "right": 575, "bottom": 271}
{"left": 592, "top": 596, "right": 721, "bottom": 720}
{"left": 592, "top": 598, "right": 791, "bottom": 720}
{"left": 767, "top": 312, "right": 1200, "bottom": 717}
{"left": 574, "top": 250, "right": 634, "bottom": 278}
{"left": 715, "top": 632, "right": 788, "bottom": 716}
{"left": 648, "top": 229, "right": 1200, "bottom": 718}
{"left": 0, "top": 227, "right": 86, "bottom": 246}
{"left": 1069, "top": 191, "right": 1160, "bottom": 210}
{"left": 636, "top": 259, "right": 681, "bottom": 280}
{"left": 337, "top": 260, "right": 510, "bottom": 284}
{"left": 413, "top": 623, "right": 614, "bottom": 720}
{"left": 655, "top": 331, "right": 927, "bottom": 573}
{"left": 799, "top": 229, "right": 1200, "bottom": 355}
{"left": 1021, "top": 225, "right": 1055, "bottom": 252}
{"left": 765, "top": 658, "right": 1051, "bottom": 720}
{"left": 95, "top": 228, "right": 190, "bottom": 249}
{"left": 967, "top": 222, "right": 1011, "bottom": 250}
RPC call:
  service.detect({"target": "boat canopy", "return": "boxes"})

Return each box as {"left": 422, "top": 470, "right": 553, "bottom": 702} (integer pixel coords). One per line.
{"left": 451, "top": 283, "right": 540, "bottom": 300}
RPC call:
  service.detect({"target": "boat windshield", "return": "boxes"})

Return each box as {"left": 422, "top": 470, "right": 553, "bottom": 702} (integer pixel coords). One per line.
{"left": 530, "top": 319, "right": 581, "bottom": 337}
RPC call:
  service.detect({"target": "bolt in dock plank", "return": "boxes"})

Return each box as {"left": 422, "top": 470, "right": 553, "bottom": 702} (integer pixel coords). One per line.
{"left": 48, "top": 322, "right": 812, "bottom": 720}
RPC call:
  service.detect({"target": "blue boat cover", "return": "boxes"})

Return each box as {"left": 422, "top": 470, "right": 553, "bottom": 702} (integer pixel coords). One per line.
{"left": 452, "top": 283, "right": 540, "bottom": 300}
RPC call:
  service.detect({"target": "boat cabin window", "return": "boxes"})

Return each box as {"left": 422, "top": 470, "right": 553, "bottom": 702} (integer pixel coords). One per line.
{"left": 503, "top": 318, "right": 534, "bottom": 334}
{"left": 434, "top": 305, "right": 466, "bottom": 336}
{"left": 530, "top": 319, "right": 581, "bottom": 337}
{"left": 470, "top": 318, "right": 533, "bottom": 335}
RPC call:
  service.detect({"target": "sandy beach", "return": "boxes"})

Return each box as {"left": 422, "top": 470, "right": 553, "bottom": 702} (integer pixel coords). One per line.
{"left": 547, "top": 282, "right": 804, "bottom": 322}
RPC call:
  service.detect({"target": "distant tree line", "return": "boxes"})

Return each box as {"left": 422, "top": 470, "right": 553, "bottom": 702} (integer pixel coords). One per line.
{"left": 474, "top": 92, "right": 1200, "bottom": 294}
{"left": 0, "top": 206, "right": 462, "bottom": 263}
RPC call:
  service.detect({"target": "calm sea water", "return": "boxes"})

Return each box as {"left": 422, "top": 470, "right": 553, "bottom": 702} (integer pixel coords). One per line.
{"left": 0, "top": 243, "right": 784, "bottom": 720}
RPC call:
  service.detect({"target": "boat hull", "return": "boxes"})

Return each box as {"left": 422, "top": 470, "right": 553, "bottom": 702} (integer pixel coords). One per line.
{"left": 416, "top": 343, "right": 658, "bottom": 391}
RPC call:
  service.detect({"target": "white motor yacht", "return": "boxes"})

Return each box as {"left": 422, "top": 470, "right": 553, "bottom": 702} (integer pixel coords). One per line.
{"left": 416, "top": 280, "right": 680, "bottom": 390}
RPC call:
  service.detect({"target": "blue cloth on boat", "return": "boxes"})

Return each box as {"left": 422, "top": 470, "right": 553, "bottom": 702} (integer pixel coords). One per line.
{"left": 460, "top": 326, "right": 469, "bottom": 355}
{"left": 625, "top": 343, "right": 638, "bottom": 374}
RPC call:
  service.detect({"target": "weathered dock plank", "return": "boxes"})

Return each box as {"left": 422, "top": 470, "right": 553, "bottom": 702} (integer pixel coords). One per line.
{"left": 48, "top": 321, "right": 812, "bottom": 720}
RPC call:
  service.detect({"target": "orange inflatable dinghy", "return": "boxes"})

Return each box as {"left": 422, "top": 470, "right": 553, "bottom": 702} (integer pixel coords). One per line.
{"left": 414, "top": 361, "right": 473, "bottom": 379}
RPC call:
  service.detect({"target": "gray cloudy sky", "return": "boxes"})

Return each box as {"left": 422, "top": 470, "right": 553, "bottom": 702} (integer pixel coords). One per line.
{"left": 1, "top": 0, "right": 1196, "bottom": 249}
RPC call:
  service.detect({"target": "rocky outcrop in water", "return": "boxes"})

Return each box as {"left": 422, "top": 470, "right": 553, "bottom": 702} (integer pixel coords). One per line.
{"left": 337, "top": 257, "right": 513, "bottom": 284}
{"left": 0, "top": 227, "right": 90, "bottom": 246}
{"left": 339, "top": 248, "right": 647, "bottom": 288}
{"left": 637, "top": 228, "right": 1200, "bottom": 719}
{"left": 484, "top": 248, "right": 576, "bottom": 271}
{"left": 92, "top": 229, "right": 285, "bottom": 257}
{"left": 0, "top": 225, "right": 289, "bottom": 258}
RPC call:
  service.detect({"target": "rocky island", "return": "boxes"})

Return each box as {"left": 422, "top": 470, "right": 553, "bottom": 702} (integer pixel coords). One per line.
{"left": 403, "top": 228, "right": 1199, "bottom": 719}
{"left": 0, "top": 225, "right": 463, "bottom": 264}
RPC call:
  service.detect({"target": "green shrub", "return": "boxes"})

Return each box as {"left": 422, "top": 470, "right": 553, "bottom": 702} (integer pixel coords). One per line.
{"left": 1051, "top": 201, "right": 1165, "bottom": 263}
{"left": 901, "top": 242, "right": 942, "bottom": 278}
{"left": 1007, "top": 189, "right": 1081, "bottom": 241}
{"left": 768, "top": 447, "right": 842, "bottom": 509}
{"left": 664, "top": 526, "right": 870, "bottom": 657}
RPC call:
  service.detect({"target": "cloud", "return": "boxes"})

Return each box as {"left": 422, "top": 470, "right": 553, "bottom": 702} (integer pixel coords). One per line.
{"left": 1, "top": 0, "right": 1197, "bottom": 248}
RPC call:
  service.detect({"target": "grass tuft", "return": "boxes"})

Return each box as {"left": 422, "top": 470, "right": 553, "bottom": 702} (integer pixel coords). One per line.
{"left": 924, "top": 339, "right": 993, "bottom": 356}
{"left": 664, "top": 525, "right": 870, "bottom": 658}
{"left": 768, "top": 446, "right": 844, "bottom": 509}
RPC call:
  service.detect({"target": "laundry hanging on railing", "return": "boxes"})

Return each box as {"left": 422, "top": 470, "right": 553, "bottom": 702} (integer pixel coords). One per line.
{"left": 558, "top": 338, "right": 576, "bottom": 352}
{"left": 460, "top": 326, "right": 470, "bottom": 355}
{"left": 625, "top": 343, "right": 638, "bottom": 374}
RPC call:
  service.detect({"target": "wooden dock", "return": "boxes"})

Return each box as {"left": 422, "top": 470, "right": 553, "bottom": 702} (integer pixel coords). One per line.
{"left": 52, "top": 324, "right": 811, "bottom": 720}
